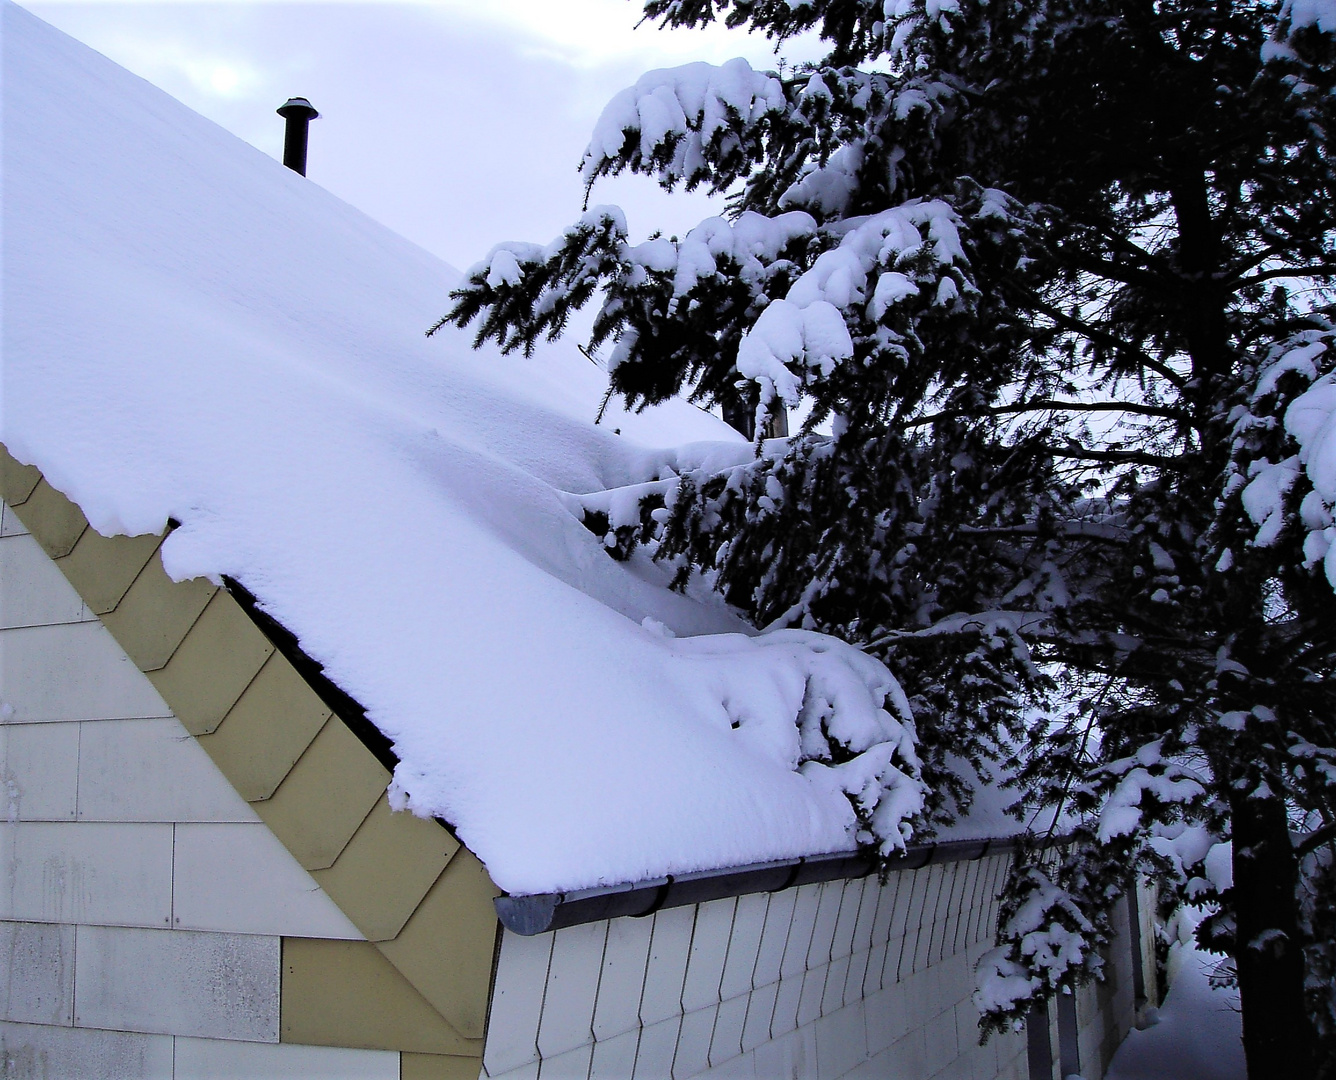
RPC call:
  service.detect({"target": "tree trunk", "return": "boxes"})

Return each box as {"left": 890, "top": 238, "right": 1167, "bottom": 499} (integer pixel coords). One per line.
{"left": 1231, "top": 784, "right": 1314, "bottom": 1080}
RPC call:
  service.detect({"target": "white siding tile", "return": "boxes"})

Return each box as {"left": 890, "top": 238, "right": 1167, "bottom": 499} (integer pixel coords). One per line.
{"left": 893, "top": 881, "right": 926, "bottom": 981}
{"left": 881, "top": 934, "right": 908, "bottom": 988}
{"left": 988, "top": 857, "right": 1010, "bottom": 935}
{"left": 0, "top": 622, "right": 170, "bottom": 724}
{"left": 73, "top": 924, "right": 279, "bottom": 1042}
{"left": 975, "top": 857, "right": 1003, "bottom": 943}
{"left": 0, "top": 534, "right": 90, "bottom": 629}
{"left": 955, "top": 1000, "right": 984, "bottom": 1065}
{"left": 740, "top": 980, "right": 777, "bottom": 1053}
{"left": 948, "top": 862, "right": 973, "bottom": 958}
{"left": 919, "top": 864, "right": 951, "bottom": 969}
{"left": 489, "top": 1061, "right": 540, "bottom": 1080}
{"left": 900, "top": 968, "right": 933, "bottom": 1032}
{"left": 923, "top": 1004, "right": 959, "bottom": 1076}
{"left": 910, "top": 868, "right": 939, "bottom": 973}
{"left": 862, "top": 982, "right": 906, "bottom": 1058}
{"left": 0, "top": 721, "right": 79, "bottom": 820}
{"left": 671, "top": 1005, "right": 717, "bottom": 1079}
{"left": 805, "top": 883, "right": 842, "bottom": 970}
{"left": 0, "top": 1019, "right": 173, "bottom": 1079}
{"left": 844, "top": 947, "right": 871, "bottom": 1008}
{"left": 632, "top": 1014, "right": 680, "bottom": 1080}
{"left": 537, "top": 1041, "right": 594, "bottom": 1080}
{"left": 830, "top": 880, "right": 862, "bottom": 962}
{"left": 796, "top": 965, "right": 826, "bottom": 1028}
{"left": 0, "top": 921, "right": 74, "bottom": 1025}
{"left": 862, "top": 939, "right": 889, "bottom": 997}
{"left": 681, "top": 898, "right": 734, "bottom": 1013}
{"left": 76, "top": 717, "right": 257, "bottom": 823}
{"left": 883, "top": 1026, "right": 929, "bottom": 1080}
{"left": 928, "top": 952, "right": 970, "bottom": 1018}
{"left": 718, "top": 893, "right": 766, "bottom": 1002}
{"left": 822, "top": 955, "right": 851, "bottom": 1015}
{"left": 589, "top": 1028, "right": 639, "bottom": 1080}
{"left": 962, "top": 860, "right": 985, "bottom": 946}
{"left": 769, "top": 971, "right": 803, "bottom": 1039}
{"left": 485, "top": 929, "right": 554, "bottom": 1076}
{"left": 709, "top": 993, "right": 747, "bottom": 1067}
{"left": 852, "top": 877, "right": 881, "bottom": 956}
{"left": 913, "top": 866, "right": 943, "bottom": 962}
{"left": 946, "top": 862, "right": 973, "bottom": 958}
{"left": 870, "top": 875, "right": 899, "bottom": 948}
{"left": 779, "top": 885, "right": 820, "bottom": 980}
{"left": 592, "top": 916, "right": 651, "bottom": 1042}
{"left": 0, "top": 821, "right": 173, "bottom": 927}
{"left": 692, "top": 1048, "right": 756, "bottom": 1079}
{"left": 951, "top": 860, "right": 979, "bottom": 955}
{"left": 967, "top": 858, "right": 993, "bottom": 947}
{"left": 751, "top": 888, "right": 795, "bottom": 990}
{"left": 814, "top": 1002, "right": 868, "bottom": 1080}
{"left": 946, "top": 864, "right": 975, "bottom": 961}
{"left": 640, "top": 906, "right": 694, "bottom": 1026}
{"left": 173, "top": 1036, "right": 400, "bottom": 1079}
{"left": 752, "top": 1024, "right": 815, "bottom": 1080}
{"left": 537, "top": 922, "right": 606, "bottom": 1059}
{"left": 171, "top": 823, "right": 362, "bottom": 939}
{"left": 0, "top": 503, "right": 30, "bottom": 537}
{"left": 888, "top": 868, "right": 917, "bottom": 942}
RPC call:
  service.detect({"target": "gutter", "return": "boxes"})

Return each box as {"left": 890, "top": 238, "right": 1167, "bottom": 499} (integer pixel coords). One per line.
{"left": 495, "top": 835, "right": 1015, "bottom": 936}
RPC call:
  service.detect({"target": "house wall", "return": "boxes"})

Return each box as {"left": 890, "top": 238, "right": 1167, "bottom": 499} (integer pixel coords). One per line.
{"left": 482, "top": 854, "right": 1032, "bottom": 1080}
{"left": 0, "top": 499, "right": 400, "bottom": 1079}
{"left": 1010, "top": 880, "right": 1155, "bottom": 1080}
{"left": 0, "top": 466, "right": 1158, "bottom": 1080}
{"left": 1066, "top": 880, "right": 1156, "bottom": 1080}
{"left": 1070, "top": 891, "right": 1137, "bottom": 1080}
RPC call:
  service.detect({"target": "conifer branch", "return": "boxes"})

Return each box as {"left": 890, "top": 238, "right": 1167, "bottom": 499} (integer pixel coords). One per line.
{"left": 906, "top": 399, "right": 1186, "bottom": 427}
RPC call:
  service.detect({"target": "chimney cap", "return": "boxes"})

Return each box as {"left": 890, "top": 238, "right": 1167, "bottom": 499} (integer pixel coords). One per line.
{"left": 277, "top": 97, "right": 319, "bottom": 121}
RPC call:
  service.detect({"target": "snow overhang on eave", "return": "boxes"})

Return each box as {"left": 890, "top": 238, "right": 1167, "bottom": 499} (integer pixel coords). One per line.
{"left": 496, "top": 835, "right": 1020, "bottom": 936}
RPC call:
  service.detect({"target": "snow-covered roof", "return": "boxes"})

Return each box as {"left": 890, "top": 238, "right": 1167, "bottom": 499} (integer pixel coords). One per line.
{"left": 0, "top": 1, "right": 922, "bottom": 894}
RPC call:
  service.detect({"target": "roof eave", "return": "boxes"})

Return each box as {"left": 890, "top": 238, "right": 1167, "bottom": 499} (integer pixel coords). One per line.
{"left": 495, "top": 836, "right": 1011, "bottom": 936}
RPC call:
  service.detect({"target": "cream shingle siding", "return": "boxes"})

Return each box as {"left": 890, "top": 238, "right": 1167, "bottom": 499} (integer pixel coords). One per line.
{"left": 482, "top": 855, "right": 1031, "bottom": 1080}
{"left": 0, "top": 449, "right": 497, "bottom": 1073}
{"left": 0, "top": 500, "right": 397, "bottom": 1079}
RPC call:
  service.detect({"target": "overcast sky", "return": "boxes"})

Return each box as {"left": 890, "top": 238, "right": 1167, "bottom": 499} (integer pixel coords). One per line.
{"left": 22, "top": 1, "right": 819, "bottom": 273}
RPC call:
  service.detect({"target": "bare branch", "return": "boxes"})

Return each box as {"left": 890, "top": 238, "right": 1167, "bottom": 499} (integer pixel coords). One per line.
{"left": 1295, "top": 823, "right": 1336, "bottom": 861}
{"left": 958, "top": 522, "right": 1132, "bottom": 543}
{"left": 1235, "top": 264, "right": 1336, "bottom": 288}
{"left": 1015, "top": 292, "right": 1191, "bottom": 391}
{"left": 907, "top": 398, "right": 1186, "bottom": 427}
{"left": 1051, "top": 447, "right": 1185, "bottom": 468}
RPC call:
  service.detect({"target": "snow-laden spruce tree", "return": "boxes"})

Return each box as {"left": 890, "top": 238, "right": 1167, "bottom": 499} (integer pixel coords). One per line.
{"left": 438, "top": 1, "right": 1336, "bottom": 1075}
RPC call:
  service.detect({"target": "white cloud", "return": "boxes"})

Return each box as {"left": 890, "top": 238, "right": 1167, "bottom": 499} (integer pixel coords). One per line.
{"left": 18, "top": 1, "right": 823, "bottom": 273}
{"left": 31, "top": 0, "right": 821, "bottom": 68}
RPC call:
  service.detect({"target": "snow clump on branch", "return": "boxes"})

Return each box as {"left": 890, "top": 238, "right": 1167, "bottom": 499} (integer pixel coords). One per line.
{"left": 580, "top": 58, "right": 787, "bottom": 192}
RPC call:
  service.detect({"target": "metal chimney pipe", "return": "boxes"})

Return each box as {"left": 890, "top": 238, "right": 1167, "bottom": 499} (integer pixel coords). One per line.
{"left": 276, "top": 97, "right": 319, "bottom": 176}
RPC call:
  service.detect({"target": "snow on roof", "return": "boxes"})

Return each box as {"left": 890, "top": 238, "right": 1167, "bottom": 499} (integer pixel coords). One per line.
{"left": 0, "top": 2, "right": 922, "bottom": 894}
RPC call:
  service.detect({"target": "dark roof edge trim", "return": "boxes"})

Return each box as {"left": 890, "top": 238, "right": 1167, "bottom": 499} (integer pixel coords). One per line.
{"left": 496, "top": 835, "right": 1020, "bottom": 936}
{"left": 222, "top": 574, "right": 399, "bottom": 773}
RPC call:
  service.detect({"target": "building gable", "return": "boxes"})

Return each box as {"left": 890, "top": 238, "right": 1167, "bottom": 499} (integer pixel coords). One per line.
{"left": 1, "top": 444, "right": 498, "bottom": 1079}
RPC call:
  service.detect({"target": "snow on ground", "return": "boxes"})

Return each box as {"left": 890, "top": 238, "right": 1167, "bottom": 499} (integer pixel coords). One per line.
{"left": 0, "top": 2, "right": 927, "bottom": 894}
{"left": 1105, "top": 919, "right": 1245, "bottom": 1080}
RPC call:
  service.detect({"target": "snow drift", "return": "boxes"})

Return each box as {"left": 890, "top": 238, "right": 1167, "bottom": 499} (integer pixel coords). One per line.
{"left": 0, "top": 2, "right": 927, "bottom": 893}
